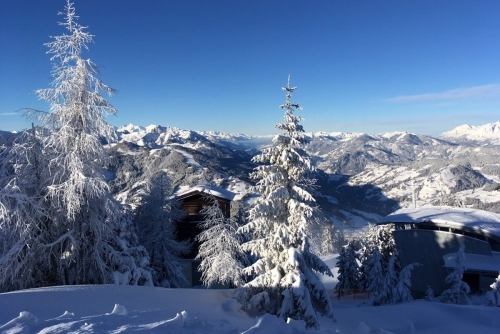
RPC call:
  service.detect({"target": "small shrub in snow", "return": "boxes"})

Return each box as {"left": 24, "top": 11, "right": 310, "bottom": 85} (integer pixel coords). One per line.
{"left": 425, "top": 286, "right": 435, "bottom": 301}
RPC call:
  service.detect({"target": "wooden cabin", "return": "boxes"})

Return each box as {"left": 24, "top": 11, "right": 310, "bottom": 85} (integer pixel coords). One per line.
{"left": 175, "top": 185, "right": 235, "bottom": 286}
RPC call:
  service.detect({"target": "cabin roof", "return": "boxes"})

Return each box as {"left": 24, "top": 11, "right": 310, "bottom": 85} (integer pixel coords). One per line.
{"left": 379, "top": 206, "right": 500, "bottom": 238}
{"left": 176, "top": 184, "right": 236, "bottom": 201}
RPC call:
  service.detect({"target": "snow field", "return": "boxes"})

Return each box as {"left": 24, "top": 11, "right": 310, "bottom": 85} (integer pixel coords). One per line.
{"left": 1, "top": 284, "right": 500, "bottom": 333}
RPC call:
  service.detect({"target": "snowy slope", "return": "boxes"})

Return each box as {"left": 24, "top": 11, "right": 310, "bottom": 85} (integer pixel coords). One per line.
{"left": 1, "top": 284, "right": 500, "bottom": 333}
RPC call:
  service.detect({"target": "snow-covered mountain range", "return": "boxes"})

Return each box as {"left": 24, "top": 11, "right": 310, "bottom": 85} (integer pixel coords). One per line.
{"left": 442, "top": 121, "right": 500, "bottom": 143}
{"left": 100, "top": 122, "right": 500, "bottom": 232}
{"left": 2, "top": 122, "right": 500, "bottom": 232}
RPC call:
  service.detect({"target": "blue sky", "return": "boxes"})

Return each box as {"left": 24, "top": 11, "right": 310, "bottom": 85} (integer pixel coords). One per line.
{"left": 1, "top": 0, "right": 500, "bottom": 136}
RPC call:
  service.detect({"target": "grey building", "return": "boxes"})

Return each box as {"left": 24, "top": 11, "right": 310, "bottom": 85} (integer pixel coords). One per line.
{"left": 379, "top": 206, "right": 500, "bottom": 296}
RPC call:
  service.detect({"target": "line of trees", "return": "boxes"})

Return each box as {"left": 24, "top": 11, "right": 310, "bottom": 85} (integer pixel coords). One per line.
{"left": 334, "top": 225, "right": 417, "bottom": 306}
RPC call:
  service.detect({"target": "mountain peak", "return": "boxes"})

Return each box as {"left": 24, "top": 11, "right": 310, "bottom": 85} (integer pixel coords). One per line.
{"left": 441, "top": 121, "right": 500, "bottom": 141}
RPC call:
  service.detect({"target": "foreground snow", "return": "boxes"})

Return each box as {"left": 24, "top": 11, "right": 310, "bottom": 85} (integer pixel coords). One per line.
{"left": 1, "top": 284, "right": 499, "bottom": 334}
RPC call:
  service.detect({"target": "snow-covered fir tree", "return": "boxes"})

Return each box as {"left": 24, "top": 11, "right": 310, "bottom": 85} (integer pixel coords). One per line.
{"left": 369, "top": 224, "right": 397, "bottom": 263}
{"left": 358, "top": 224, "right": 397, "bottom": 291}
{"left": 392, "top": 262, "right": 419, "bottom": 303}
{"left": 365, "top": 247, "right": 385, "bottom": 305}
{"left": 238, "top": 76, "right": 334, "bottom": 328}
{"left": 335, "top": 240, "right": 360, "bottom": 296}
{"left": 196, "top": 194, "right": 245, "bottom": 287}
{"left": 358, "top": 227, "right": 416, "bottom": 305}
{"left": 487, "top": 273, "right": 500, "bottom": 306}
{"left": 135, "top": 171, "right": 189, "bottom": 287}
{"left": 358, "top": 243, "right": 374, "bottom": 291}
{"left": 440, "top": 243, "right": 471, "bottom": 305}
{"left": 0, "top": 129, "right": 52, "bottom": 291}
{"left": 376, "top": 252, "right": 399, "bottom": 305}
{"left": 1, "top": 0, "right": 152, "bottom": 290}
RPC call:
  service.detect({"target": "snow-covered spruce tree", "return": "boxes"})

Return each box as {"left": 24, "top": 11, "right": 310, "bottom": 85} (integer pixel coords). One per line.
{"left": 487, "top": 273, "right": 500, "bottom": 306}
{"left": 366, "top": 247, "right": 385, "bottom": 305}
{"left": 135, "top": 171, "right": 189, "bottom": 287}
{"left": 238, "top": 76, "right": 334, "bottom": 328}
{"left": 374, "top": 250, "right": 417, "bottom": 306}
{"left": 196, "top": 194, "right": 245, "bottom": 287}
{"left": 369, "top": 224, "right": 397, "bottom": 262}
{"left": 440, "top": 243, "right": 471, "bottom": 305}
{"left": 358, "top": 224, "right": 398, "bottom": 291}
{"left": 0, "top": 128, "right": 54, "bottom": 291}
{"left": 357, "top": 242, "right": 375, "bottom": 291}
{"left": 18, "top": 0, "right": 152, "bottom": 286}
{"left": 375, "top": 252, "right": 398, "bottom": 305}
{"left": 392, "top": 262, "right": 419, "bottom": 303}
{"left": 335, "top": 240, "right": 360, "bottom": 296}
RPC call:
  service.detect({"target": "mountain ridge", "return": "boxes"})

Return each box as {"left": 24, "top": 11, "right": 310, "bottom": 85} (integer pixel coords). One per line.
{"left": 442, "top": 121, "right": 500, "bottom": 142}
{"left": 106, "top": 121, "right": 500, "bottom": 227}
{"left": 2, "top": 121, "right": 500, "bottom": 236}
{"left": 115, "top": 121, "right": 500, "bottom": 146}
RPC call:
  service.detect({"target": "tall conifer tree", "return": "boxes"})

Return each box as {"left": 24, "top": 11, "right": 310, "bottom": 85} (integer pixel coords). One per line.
{"left": 238, "top": 76, "right": 334, "bottom": 328}
{"left": 136, "top": 171, "right": 188, "bottom": 287}
{"left": 1, "top": 0, "right": 152, "bottom": 290}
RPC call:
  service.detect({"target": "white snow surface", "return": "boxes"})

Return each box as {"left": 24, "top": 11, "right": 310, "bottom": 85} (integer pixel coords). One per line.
{"left": 1, "top": 282, "right": 500, "bottom": 333}
{"left": 442, "top": 122, "right": 500, "bottom": 142}
{"left": 380, "top": 206, "right": 500, "bottom": 237}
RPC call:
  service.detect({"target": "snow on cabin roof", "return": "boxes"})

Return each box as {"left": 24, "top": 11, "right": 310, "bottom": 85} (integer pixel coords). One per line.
{"left": 176, "top": 185, "right": 236, "bottom": 201}
{"left": 379, "top": 206, "right": 500, "bottom": 238}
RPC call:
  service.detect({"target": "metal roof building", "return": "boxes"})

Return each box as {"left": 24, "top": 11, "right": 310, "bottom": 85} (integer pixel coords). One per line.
{"left": 379, "top": 206, "right": 500, "bottom": 295}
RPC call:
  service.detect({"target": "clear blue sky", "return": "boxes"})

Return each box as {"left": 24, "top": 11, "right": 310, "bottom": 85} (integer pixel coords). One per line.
{"left": 1, "top": 0, "right": 500, "bottom": 136}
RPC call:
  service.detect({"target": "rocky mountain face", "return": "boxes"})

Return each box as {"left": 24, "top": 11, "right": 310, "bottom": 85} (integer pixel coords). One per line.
{"left": 2, "top": 123, "right": 500, "bottom": 231}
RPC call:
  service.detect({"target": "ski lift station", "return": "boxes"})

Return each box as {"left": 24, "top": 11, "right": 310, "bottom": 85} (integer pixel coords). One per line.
{"left": 379, "top": 206, "right": 500, "bottom": 296}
